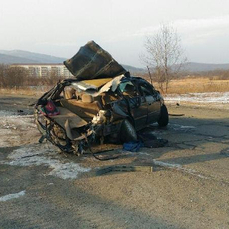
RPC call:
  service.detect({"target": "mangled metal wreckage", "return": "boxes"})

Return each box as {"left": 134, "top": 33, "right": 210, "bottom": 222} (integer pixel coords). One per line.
{"left": 35, "top": 41, "right": 168, "bottom": 155}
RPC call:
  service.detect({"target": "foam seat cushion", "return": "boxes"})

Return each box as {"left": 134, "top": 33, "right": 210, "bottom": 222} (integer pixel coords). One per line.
{"left": 60, "top": 99, "right": 102, "bottom": 120}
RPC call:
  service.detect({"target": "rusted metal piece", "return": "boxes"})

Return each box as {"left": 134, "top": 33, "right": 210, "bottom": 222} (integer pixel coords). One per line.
{"left": 96, "top": 165, "right": 154, "bottom": 176}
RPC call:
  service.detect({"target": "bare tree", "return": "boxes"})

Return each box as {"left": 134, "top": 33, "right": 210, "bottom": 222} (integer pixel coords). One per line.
{"left": 142, "top": 24, "right": 186, "bottom": 92}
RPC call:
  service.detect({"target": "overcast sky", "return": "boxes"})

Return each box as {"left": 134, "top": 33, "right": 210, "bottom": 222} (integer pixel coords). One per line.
{"left": 1, "top": 0, "right": 229, "bottom": 67}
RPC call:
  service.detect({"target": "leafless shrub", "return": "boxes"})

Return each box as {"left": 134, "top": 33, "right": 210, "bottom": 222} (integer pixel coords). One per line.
{"left": 0, "top": 65, "right": 65, "bottom": 89}
{"left": 141, "top": 24, "right": 187, "bottom": 92}
{"left": 0, "top": 65, "right": 29, "bottom": 88}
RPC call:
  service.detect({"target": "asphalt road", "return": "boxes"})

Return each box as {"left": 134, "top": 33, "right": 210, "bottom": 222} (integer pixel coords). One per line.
{"left": 0, "top": 95, "right": 229, "bottom": 229}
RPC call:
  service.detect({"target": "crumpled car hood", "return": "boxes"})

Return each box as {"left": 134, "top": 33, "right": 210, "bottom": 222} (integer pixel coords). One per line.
{"left": 64, "top": 41, "right": 127, "bottom": 81}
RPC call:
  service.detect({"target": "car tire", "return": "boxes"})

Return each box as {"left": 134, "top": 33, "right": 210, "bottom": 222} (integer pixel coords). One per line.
{"left": 120, "top": 119, "right": 138, "bottom": 143}
{"left": 158, "top": 104, "right": 169, "bottom": 127}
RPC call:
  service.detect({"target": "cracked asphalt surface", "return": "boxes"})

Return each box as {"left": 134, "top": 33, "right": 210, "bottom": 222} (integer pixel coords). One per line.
{"left": 0, "top": 94, "right": 229, "bottom": 229}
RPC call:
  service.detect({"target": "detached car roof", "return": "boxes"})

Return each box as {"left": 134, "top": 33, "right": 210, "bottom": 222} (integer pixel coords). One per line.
{"left": 64, "top": 40, "right": 127, "bottom": 81}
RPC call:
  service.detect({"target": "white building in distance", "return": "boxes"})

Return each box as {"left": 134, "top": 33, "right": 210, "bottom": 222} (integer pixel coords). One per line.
{"left": 10, "top": 63, "right": 73, "bottom": 78}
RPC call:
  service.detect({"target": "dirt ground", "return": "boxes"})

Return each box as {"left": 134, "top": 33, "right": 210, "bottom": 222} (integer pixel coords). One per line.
{"left": 0, "top": 94, "right": 229, "bottom": 229}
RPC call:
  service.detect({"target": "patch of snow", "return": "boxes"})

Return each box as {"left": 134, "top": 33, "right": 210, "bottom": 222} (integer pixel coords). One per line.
{"left": 139, "top": 152, "right": 150, "bottom": 156}
{"left": 153, "top": 160, "right": 182, "bottom": 168}
{"left": 0, "top": 113, "right": 90, "bottom": 179}
{"left": 0, "top": 110, "right": 34, "bottom": 117}
{"left": 0, "top": 190, "right": 26, "bottom": 202}
{"left": 49, "top": 162, "right": 90, "bottom": 180}
{"left": 169, "top": 123, "right": 196, "bottom": 131}
{"left": 165, "top": 92, "right": 229, "bottom": 104}
{"left": 0, "top": 110, "right": 16, "bottom": 117}
{"left": 3, "top": 144, "right": 91, "bottom": 179}
{"left": 179, "top": 125, "right": 196, "bottom": 129}
{"left": 0, "top": 115, "right": 38, "bottom": 147}
{"left": 153, "top": 160, "right": 209, "bottom": 179}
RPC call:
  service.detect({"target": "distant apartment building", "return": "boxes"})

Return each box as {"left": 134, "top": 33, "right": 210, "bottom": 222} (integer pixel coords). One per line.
{"left": 10, "top": 63, "right": 73, "bottom": 78}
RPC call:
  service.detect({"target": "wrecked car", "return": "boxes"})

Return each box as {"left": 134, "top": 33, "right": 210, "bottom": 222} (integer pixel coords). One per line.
{"left": 34, "top": 41, "right": 168, "bottom": 155}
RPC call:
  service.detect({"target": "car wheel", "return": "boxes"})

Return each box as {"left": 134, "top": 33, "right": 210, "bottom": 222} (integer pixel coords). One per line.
{"left": 158, "top": 104, "right": 169, "bottom": 127}
{"left": 120, "top": 119, "right": 138, "bottom": 143}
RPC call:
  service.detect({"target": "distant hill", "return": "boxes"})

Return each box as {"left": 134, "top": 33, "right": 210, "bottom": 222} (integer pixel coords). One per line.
{"left": 184, "top": 62, "right": 229, "bottom": 72}
{"left": 0, "top": 49, "right": 145, "bottom": 74}
{"left": 122, "top": 64, "right": 145, "bottom": 74}
{"left": 0, "top": 50, "right": 65, "bottom": 64}
{"left": 1, "top": 50, "right": 229, "bottom": 73}
{"left": 0, "top": 53, "right": 40, "bottom": 64}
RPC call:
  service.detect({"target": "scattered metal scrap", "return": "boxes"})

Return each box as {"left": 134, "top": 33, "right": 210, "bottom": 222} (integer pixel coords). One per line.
{"left": 169, "top": 113, "right": 185, "bottom": 116}
{"left": 96, "top": 165, "right": 154, "bottom": 176}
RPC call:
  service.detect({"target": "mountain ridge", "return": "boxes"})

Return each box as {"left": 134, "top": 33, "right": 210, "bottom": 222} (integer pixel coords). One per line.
{"left": 1, "top": 50, "right": 229, "bottom": 73}
{"left": 0, "top": 50, "right": 65, "bottom": 64}
{"left": 183, "top": 62, "right": 229, "bottom": 72}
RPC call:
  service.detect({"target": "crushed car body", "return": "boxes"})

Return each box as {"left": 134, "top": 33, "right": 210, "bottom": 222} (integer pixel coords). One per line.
{"left": 34, "top": 41, "right": 169, "bottom": 155}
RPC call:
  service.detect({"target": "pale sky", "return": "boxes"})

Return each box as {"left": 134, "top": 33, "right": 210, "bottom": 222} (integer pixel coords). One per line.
{"left": 1, "top": 0, "right": 229, "bottom": 67}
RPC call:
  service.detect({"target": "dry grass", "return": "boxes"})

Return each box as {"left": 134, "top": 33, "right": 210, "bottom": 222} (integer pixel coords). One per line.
{"left": 154, "top": 77, "right": 229, "bottom": 94}
{"left": 1, "top": 76, "right": 229, "bottom": 96}
{"left": 0, "top": 86, "right": 51, "bottom": 97}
